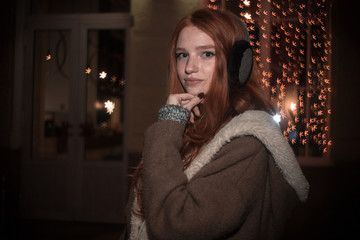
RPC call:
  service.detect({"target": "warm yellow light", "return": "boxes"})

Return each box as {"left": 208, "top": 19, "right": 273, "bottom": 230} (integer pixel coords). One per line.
{"left": 85, "top": 67, "right": 91, "bottom": 74}
{"left": 244, "top": 12, "right": 251, "bottom": 20}
{"left": 110, "top": 76, "right": 117, "bottom": 83}
{"left": 119, "top": 79, "right": 126, "bottom": 86}
{"left": 290, "top": 102, "right": 297, "bottom": 111}
{"left": 104, "top": 100, "right": 115, "bottom": 114}
{"left": 99, "top": 71, "right": 107, "bottom": 79}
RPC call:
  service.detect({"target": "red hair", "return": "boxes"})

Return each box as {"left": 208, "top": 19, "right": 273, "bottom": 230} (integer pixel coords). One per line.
{"left": 132, "top": 8, "right": 274, "bottom": 218}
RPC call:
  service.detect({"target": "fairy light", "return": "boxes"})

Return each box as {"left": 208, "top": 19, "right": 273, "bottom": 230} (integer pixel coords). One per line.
{"left": 273, "top": 113, "right": 281, "bottom": 124}
{"left": 46, "top": 49, "right": 51, "bottom": 61}
{"left": 99, "top": 71, "right": 107, "bottom": 79}
{"left": 290, "top": 102, "right": 297, "bottom": 111}
{"left": 207, "top": 0, "right": 332, "bottom": 157}
{"left": 244, "top": 13, "right": 252, "bottom": 20}
{"left": 110, "top": 76, "right": 117, "bottom": 83}
{"left": 104, "top": 100, "right": 115, "bottom": 114}
{"left": 85, "top": 67, "right": 92, "bottom": 74}
{"left": 119, "top": 79, "right": 126, "bottom": 86}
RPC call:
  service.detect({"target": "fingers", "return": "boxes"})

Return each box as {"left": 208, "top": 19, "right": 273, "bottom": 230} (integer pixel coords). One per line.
{"left": 182, "top": 96, "right": 202, "bottom": 111}
{"left": 166, "top": 93, "right": 204, "bottom": 112}
{"left": 189, "top": 106, "right": 201, "bottom": 124}
{"left": 166, "top": 93, "right": 195, "bottom": 106}
{"left": 166, "top": 93, "right": 204, "bottom": 124}
{"left": 192, "top": 106, "right": 201, "bottom": 118}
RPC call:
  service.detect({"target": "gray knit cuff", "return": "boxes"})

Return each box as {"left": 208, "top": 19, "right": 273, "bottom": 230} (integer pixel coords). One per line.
{"left": 158, "top": 104, "right": 191, "bottom": 125}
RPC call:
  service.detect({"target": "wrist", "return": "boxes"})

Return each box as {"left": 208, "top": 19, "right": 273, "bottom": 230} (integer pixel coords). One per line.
{"left": 158, "top": 104, "right": 190, "bottom": 125}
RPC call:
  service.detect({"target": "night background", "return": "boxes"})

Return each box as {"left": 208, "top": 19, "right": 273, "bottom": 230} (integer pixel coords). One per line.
{"left": 1, "top": 0, "right": 359, "bottom": 239}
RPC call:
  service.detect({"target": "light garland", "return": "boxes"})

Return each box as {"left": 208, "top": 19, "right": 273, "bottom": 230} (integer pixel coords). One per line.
{"left": 207, "top": 0, "right": 332, "bottom": 157}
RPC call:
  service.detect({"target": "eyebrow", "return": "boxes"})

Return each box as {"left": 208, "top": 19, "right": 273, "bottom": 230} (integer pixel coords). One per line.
{"left": 176, "top": 45, "right": 215, "bottom": 51}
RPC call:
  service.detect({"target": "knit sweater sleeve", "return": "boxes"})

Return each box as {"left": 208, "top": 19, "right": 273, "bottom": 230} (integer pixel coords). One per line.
{"left": 141, "top": 120, "right": 270, "bottom": 240}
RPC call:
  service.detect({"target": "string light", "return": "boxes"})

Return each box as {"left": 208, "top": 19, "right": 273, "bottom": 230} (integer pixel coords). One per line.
{"left": 104, "top": 100, "right": 115, "bottom": 114}
{"left": 119, "top": 79, "right": 126, "bottom": 86}
{"left": 244, "top": 13, "right": 252, "bottom": 20}
{"left": 110, "top": 76, "right": 117, "bottom": 83}
{"left": 207, "top": 0, "right": 332, "bottom": 157}
{"left": 99, "top": 71, "right": 107, "bottom": 79}
{"left": 290, "top": 102, "right": 297, "bottom": 111}
{"left": 273, "top": 113, "right": 281, "bottom": 124}
{"left": 85, "top": 67, "right": 92, "bottom": 74}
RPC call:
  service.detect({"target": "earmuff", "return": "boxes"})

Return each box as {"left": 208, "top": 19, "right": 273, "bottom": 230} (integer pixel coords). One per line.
{"left": 227, "top": 17, "right": 253, "bottom": 87}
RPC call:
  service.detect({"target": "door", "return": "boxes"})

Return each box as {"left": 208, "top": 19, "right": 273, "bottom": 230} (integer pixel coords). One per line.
{"left": 20, "top": 13, "right": 132, "bottom": 223}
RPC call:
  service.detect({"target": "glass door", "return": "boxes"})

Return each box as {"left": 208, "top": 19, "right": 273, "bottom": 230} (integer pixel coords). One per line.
{"left": 77, "top": 26, "right": 130, "bottom": 222}
{"left": 84, "top": 29, "right": 126, "bottom": 162}
{"left": 32, "top": 30, "right": 71, "bottom": 161}
{"left": 21, "top": 14, "right": 132, "bottom": 223}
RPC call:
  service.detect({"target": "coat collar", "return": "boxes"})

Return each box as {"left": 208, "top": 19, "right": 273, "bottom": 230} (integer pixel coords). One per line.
{"left": 184, "top": 110, "right": 309, "bottom": 202}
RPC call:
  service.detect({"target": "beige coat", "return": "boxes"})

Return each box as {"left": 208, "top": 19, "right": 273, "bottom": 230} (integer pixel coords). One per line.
{"left": 127, "top": 110, "right": 309, "bottom": 240}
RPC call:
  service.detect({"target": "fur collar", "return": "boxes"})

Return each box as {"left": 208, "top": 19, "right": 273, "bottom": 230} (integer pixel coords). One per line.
{"left": 184, "top": 110, "right": 309, "bottom": 202}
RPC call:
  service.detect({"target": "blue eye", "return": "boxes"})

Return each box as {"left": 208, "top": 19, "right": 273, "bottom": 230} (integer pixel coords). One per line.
{"left": 202, "top": 51, "right": 215, "bottom": 58}
{"left": 176, "top": 52, "right": 188, "bottom": 58}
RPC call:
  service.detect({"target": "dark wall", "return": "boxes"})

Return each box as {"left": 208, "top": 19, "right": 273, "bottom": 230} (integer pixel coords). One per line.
{"left": 0, "top": 0, "right": 16, "bottom": 147}
{"left": 331, "top": 0, "right": 360, "bottom": 164}
{"left": 0, "top": 0, "right": 20, "bottom": 238}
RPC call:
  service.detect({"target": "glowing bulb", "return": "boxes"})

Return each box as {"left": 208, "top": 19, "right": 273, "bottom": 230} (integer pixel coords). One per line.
{"left": 99, "top": 71, "right": 107, "bottom": 79}
{"left": 110, "top": 76, "right": 117, "bottom": 83}
{"left": 273, "top": 114, "right": 281, "bottom": 123}
{"left": 244, "top": 13, "right": 252, "bottom": 20}
{"left": 46, "top": 49, "right": 51, "bottom": 61}
{"left": 290, "top": 102, "right": 297, "bottom": 111}
{"left": 104, "top": 100, "right": 115, "bottom": 114}
{"left": 85, "top": 67, "right": 91, "bottom": 74}
{"left": 119, "top": 79, "right": 126, "bottom": 86}
{"left": 243, "top": 0, "right": 250, "bottom": 6}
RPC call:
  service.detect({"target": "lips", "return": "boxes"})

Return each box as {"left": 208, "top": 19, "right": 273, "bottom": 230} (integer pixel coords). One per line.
{"left": 184, "top": 77, "right": 203, "bottom": 86}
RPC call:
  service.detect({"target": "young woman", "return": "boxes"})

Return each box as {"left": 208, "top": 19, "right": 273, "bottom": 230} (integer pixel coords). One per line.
{"left": 125, "top": 8, "right": 309, "bottom": 240}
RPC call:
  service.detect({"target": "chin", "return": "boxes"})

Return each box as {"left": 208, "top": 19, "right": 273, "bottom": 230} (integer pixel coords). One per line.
{"left": 185, "top": 88, "right": 203, "bottom": 96}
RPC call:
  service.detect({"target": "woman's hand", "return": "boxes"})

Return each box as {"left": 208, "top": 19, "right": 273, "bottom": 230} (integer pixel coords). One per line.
{"left": 166, "top": 93, "right": 204, "bottom": 123}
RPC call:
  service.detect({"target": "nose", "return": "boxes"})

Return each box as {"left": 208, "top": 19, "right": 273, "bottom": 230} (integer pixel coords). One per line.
{"left": 185, "top": 56, "right": 199, "bottom": 74}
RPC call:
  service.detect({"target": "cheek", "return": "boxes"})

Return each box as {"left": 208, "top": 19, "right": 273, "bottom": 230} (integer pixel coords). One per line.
{"left": 176, "top": 62, "right": 186, "bottom": 88}
{"left": 176, "top": 61, "right": 184, "bottom": 77}
{"left": 205, "top": 61, "right": 216, "bottom": 80}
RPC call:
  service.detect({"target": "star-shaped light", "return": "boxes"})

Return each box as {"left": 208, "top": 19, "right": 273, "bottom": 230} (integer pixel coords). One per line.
{"left": 85, "top": 67, "right": 92, "bottom": 74}
{"left": 244, "top": 12, "right": 252, "bottom": 20}
{"left": 104, "top": 100, "right": 115, "bottom": 114}
{"left": 119, "top": 79, "right": 126, "bottom": 86}
{"left": 110, "top": 76, "right": 117, "bottom": 83}
{"left": 290, "top": 102, "right": 297, "bottom": 111}
{"left": 99, "top": 71, "right": 107, "bottom": 79}
{"left": 272, "top": 114, "right": 281, "bottom": 123}
{"left": 46, "top": 49, "right": 51, "bottom": 61}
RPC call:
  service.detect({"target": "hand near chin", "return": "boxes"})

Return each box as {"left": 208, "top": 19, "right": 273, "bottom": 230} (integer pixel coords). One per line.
{"left": 166, "top": 93, "right": 204, "bottom": 123}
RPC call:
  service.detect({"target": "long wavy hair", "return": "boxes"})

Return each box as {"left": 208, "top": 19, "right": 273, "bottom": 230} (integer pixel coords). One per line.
{"left": 132, "top": 8, "right": 274, "bottom": 218}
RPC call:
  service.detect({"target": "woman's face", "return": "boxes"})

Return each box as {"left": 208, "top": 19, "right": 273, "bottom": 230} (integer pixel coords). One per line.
{"left": 175, "top": 26, "right": 216, "bottom": 96}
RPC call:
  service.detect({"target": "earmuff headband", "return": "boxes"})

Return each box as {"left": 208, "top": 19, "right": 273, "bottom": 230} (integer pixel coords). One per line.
{"left": 228, "top": 15, "right": 253, "bottom": 87}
